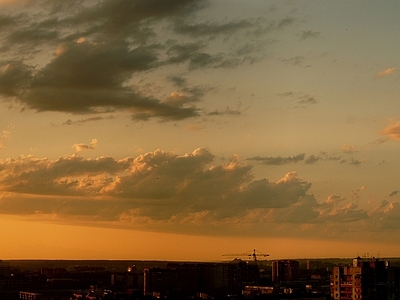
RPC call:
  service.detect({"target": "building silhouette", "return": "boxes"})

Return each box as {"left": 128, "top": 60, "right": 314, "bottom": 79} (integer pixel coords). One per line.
{"left": 0, "top": 261, "right": 10, "bottom": 277}
{"left": 144, "top": 260, "right": 260, "bottom": 298}
{"left": 271, "top": 260, "right": 299, "bottom": 283}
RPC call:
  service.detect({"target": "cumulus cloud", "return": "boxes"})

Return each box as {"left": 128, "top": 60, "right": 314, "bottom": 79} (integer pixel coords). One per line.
{"left": 369, "top": 200, "right": 400, "bottom": 229}
{"left": 319, "top": 201, "right": 367, "bottom": 223}
{"left": 325, "top": 195, "right": 345, "bottom": 205}
{"left": 0, "top": 148, "right": 378, "bottom": 236}
{"left": 0, "top": 147, "right": 397, "bottom": 237}
{"left": 316, "top": 194, "right": 368, "bottom": 223}
{"left": 375, "top": 67, "right": 396, "bottom": 78}
{"left": 73, "top": 138, "right": 98, "bottom": 152}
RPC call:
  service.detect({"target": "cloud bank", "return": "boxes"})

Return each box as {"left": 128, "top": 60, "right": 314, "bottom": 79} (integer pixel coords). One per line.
{"left": 0, "top": 148, "right": 396, "bottom": 238}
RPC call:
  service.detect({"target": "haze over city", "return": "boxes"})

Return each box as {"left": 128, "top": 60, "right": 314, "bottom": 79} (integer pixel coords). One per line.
{"left": 0, "top": 0, "right": 399, "bottom": 261}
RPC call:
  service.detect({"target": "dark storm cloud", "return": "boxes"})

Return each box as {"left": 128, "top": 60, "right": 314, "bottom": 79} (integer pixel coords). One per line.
{"left": 0, "top": 0, "right": 278, "bottom": 121}
{"left": 247, "top": 153, "right": 305, "bottom": 165}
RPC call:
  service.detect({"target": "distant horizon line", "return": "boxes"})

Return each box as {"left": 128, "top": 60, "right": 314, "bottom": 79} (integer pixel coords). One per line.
{"left": 3, "top": 256, "right": 400, "bottom": 262}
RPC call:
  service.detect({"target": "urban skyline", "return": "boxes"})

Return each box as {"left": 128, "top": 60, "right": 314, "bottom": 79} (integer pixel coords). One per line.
{"left": 0, "top": 0, "right": 399, "bottom": 261}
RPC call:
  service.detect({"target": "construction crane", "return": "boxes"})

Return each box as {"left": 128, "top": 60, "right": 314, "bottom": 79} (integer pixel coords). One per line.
{"left": 222, "top": 249, "right": 269, "bottom": 262}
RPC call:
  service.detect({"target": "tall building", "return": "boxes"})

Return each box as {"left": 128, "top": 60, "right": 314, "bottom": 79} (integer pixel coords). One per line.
{"left": 271, "top": 260, "right": 299, "bottom": 283}
{"left": 330, "top": 257, "right": 388, "bottom": 300}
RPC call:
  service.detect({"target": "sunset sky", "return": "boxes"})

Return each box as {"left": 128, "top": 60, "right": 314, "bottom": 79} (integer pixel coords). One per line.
{"left": 0, "top": 0, "right": 400, "bottom": 261}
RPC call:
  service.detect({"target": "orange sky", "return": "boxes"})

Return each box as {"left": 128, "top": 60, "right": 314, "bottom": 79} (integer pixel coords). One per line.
{"left": 1, "top": 215, "right": 398, "bottom": 261}
{"left": 0, "top": 0, "right": 400, "bottom": 260}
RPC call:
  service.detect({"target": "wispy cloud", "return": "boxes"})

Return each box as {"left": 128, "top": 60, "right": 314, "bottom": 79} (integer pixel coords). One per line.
{"left": 297, "top": 30, "right": 321, "bottom": 40}
{"left": 0, "top": 124, "right": 15, "bottom": 150}
{"left": 298, "top": 94, "right": 317, "bottom": 105}
{"left": 62, "top": 116, "right": 116, "bottom": 126}
{"left": 277, "top": 91, "right": 318, "bottom": 107}
{"left": 370, "top": 137, "right": 388, "bottom": 145}
{"left": 375, "top": 67, "right": 396, "bottom": 78}
{"left": 247, "top": 153, "right": 305, "bottom": 165}
{"left": 343, "top": 158, "right": 364, "bottom": 166}
{"left": 280, "top": 56, "right": 305, "bottom": 66}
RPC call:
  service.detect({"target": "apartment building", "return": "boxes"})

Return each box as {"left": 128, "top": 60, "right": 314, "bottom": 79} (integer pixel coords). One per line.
{"left": 331, "top": 257, "right": 389, "bottom": 299}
